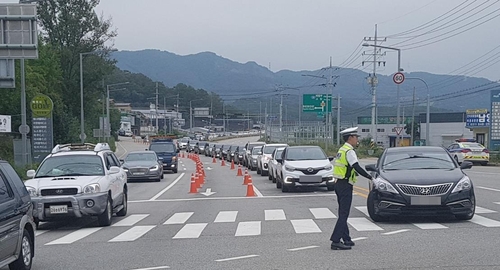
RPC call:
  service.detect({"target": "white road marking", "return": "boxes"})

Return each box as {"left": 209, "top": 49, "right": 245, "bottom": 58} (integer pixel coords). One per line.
{"left": 112, "top": 214, "right": 150, "bottom": 227}
{"left": 476, "top": 206, "right": 497, "bottom": 214}
{"left": 351, "top": 237, "right": 368, "bottom": 241}
{"left": 290, "top": 219, "right": 322, "bottom": 234}
{"left": 468, "top": 215, "right": 500, "bottom": 227}
{"left": 215, "top": 254, "right": 259, "bottom": 262}
{"left": 129, "top": 266, "right": 170, "bottom": 270}
{"left": 265, "top": 209, "right": 286, "bottom": 221}
{"left": 173, "top": 223, "right": 208, "bottom": 239}
{"left": 183, "top": 168, "right": 187, "bottom": 171}
{"left": 412, "top": 222, "right": 448, "bottom": 229}
{"left": 45, "top": 228, "right": 102, "bottom": 245}
{"left": 214, "top": 211, "right": 238, "bottom": 223}
{"left": 35, "top": 230, "right": 48, "bottom": 236}
{"left": 181, "top": 164, "right": 185, "bottom": 167}
{"left": 163, "top": 212, "right": 194, "bottom": 225}
{"left": 347, "top": 217, "right": 384, "bottom": 231}
{"left": 478, "top": 186, "right": 500, "bottom": 192}
{"left": 310, "top": 208, "right": 336, "bottom": 219}
{"left": 253, "top": 185, "right": 263, "bottom": 197}
{"left": 235, "top": 221, "right": 261, "bottom": 236}
{"left": 287, "top": 245, "right": 319, "bottom": 251}
{"left": 109, "top": 226, "right": 155, "bottom": 242}
{"left": 354, "top": 206, "right": 369, "bottom": 217}
{"left": 494, "top": 202, "right": 500, "bottom": 205}
{"left": 382, "top": 229, "right": 410, "bottom": 235}
{"left": 130, "top": 193, "right": 336, "bottom": 203}
{"left": 149, "top": 173, "right": 185, "bottom": 201}
{"left": 117, "top": 141, "right": 128, "bottom": 159}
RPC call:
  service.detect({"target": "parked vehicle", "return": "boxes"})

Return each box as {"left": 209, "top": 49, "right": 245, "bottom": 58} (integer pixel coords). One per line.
{"left": 257, "top": 143, "right": 288, "bottom": 176}
{"left": 221, "top": 145, "right": 232, "bottom": 160}
{"left": 187, "top": 140, "right": 198, "bottom": 153}
{"left": 233, "top": 146, "right": 246, "bottom": 165}
{"left": 243, "top": 142, "right": 266, "bottom": 168}
{"left": 0, "top": 160, "right": 36, "bottom": 270}
{"left": 268, "top": 147, "right": 286, "bottom": 183}
{"left": 227, "top": 145, "right": 239, "bottom": 162}
{"left": 212, "top": 144, "right": 222, "bottom": 158}
{"left": 205, "top": 143, "right": 216, "bottom": 156}
{"left": 177, "top": 137, "right": 190, "bottom": 150}
{"left": 248, "top": 146, "right": 263, "bottom": 171}
{"left": 121, "top": 151, "right": 164, "bottom": 182}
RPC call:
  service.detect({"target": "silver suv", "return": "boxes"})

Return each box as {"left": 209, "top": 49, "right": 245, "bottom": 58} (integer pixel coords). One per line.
{"left": 25, "top": 143, "right": 128, "bottom": 227}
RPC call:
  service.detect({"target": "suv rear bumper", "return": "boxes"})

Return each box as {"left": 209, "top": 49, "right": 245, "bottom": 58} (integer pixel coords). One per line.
{"left": 31, "top": 192, "right": 108, "bottom": 221}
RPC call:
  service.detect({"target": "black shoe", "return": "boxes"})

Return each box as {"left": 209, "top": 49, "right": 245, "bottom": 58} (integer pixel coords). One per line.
{"left": 331, "top": 242, "right": 352, "bottom": 250}
{"left": 343, "top": 240, "right": 355, "bottom": 246}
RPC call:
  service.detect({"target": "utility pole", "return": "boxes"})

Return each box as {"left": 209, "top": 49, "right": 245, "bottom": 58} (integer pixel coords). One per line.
{"left": 411, "top": 87, "right": 416, "bottom": 146}
{"left": 163, "top": 96, "right": 167, "bottom": 134}
{"left": 363, "top": 24, "right": 386, "bottom": 144}
{"left": 334, "top": 94, "right": 341, "bottom": 145}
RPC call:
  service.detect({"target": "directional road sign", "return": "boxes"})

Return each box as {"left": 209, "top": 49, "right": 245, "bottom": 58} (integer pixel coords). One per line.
{"left": 303, "top": 94, "right": 332, "bottom": 113}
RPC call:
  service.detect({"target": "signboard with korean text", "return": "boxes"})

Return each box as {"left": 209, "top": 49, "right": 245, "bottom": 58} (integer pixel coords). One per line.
{"left": 490, "top": 90, "right": 500, "bottom": 150}
{"left": 30, "top": 94, "right": 54, "bottom": 163}
{"left": 0, "top": 114, "right": 11, "bottom": 132}
{"left": 465, "top": 109, "right": 490, "bottom": 127}
{"left": 302, "top": 94, "right": 332, "bottom": 113}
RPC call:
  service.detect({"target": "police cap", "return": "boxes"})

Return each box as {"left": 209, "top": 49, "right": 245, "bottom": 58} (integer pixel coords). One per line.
{"left": 340, "top": 127, "right": 361, "bottom": 137}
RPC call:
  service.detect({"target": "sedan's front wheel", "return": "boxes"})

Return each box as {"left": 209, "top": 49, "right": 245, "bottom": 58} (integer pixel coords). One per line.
{"left": 367, "top": 192, "right": 384, "bottom": 222}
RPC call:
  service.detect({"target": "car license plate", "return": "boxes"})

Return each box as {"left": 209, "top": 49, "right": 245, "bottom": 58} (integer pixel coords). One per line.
{"left": 410, "top": 196, "right": 441, "bottom": 205}
{"left": 299, "top": 175, "right": 322, "bottom": 183}
{"left": 133, "top": 172, "right": 145, "bottom": 175}
{"left": 50, "top": 205, "right": 68, "bottom": 214}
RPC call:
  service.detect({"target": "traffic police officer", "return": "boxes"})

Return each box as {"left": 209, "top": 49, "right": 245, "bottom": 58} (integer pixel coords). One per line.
{"left": 330, "top": 127, "right": 374, "bottom": 250}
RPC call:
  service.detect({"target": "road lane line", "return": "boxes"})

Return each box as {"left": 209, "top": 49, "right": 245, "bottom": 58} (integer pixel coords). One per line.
{"left": 290, "top": 219, "right": 322, "bottom": 234}
{"left": 382, "top": 229, "right": 410, "bottom": 235}
{"left": 163, "top": 212, "right": 194, "bottom": 225}
{"left": 35, "top": 230, "right": 48, "bottom": 236}
{"left": 109, "top": 226, "right": 155, "bottom": 242}
{"left": 215, "top": 254, "right": 259, "bottom": 262}
{"left": 287, "top": 245, "right": 319, "bottom": 251}
{"left": 214, "top": 211, "right": 238, "bottom": 223}
{"left": 45, "top": 228, "right": 102, "bottom": 245}
{"left": 149, "top": 173, "right": 185, "bottom": 201}
{"left": 476, "top": 206, "right": 497, "bottom": 214}
{"left": 353, "top": 186, "right": 369, "bottom": 192}
{"left": 309, "top": 208, "right": 336, "bottom": 219}
{"left": 265, "top": 209, "right": 286, "bottom": 221}
{"left": 354, "top": 206, "right": 370, "bottom": 217}
{"left": 478, "top": 186, "right": 500, "bottom": 192}
{"left": 351, "top": 237, "right": 368, "bottom": 241}
{"left": 494, "top": 202, "right": 500, "bottom": 205}
{"left": 347, "top": 217, "right": 384, "bottom": 231}
{"left": 353, "top": 191, "right": 368, "bottom": 198}
{"left": 253, "top": 185, "right": 263, "bottom": 197}
{"left": 412, "top": 222, "right": 448, "bottom": 229}
{"left": 130, "top": 266, "right": 170, "bottom": 270}
{"left": 130, "top": 193, "right": 336, "bottom": 203}
{"left": 468, "top": 215, "right": 500, "bottom": 227}
{"left": 112, "top": 214, "right": 150, "bottom": 227}
{"left": 173, "top": 223, "right": 208, "bottom": 239}
{"left": 235, "top": 221, "right": 261, "bottom": 236}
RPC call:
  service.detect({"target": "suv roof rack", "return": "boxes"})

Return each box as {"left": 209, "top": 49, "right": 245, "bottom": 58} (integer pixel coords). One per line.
{"left": 51, "top": 143, "right": 111, "bottom": 153}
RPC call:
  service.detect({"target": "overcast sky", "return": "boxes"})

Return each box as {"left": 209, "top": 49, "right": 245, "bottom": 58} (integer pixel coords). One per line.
{"left": 5, "top": 0, "right": 500, "bottom": 81}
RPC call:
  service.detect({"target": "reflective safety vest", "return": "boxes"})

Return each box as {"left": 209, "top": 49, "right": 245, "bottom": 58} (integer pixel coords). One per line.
{"left": 333, "top": 143, "right": 357, "bottom": 184}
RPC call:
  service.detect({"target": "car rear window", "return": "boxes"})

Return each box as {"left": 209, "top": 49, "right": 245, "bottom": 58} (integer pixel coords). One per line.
{"left": 150, "top": 143, "right": 176, "bottom": 153}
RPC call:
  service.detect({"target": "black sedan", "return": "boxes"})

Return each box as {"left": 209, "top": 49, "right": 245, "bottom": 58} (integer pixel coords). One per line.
{"left": 365, "top": 146, "right": 475, "bottom": 222}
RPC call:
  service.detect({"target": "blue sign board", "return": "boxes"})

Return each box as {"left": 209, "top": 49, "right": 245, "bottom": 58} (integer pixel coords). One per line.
{"left": 465, "top": 109, "right": 489, "bottom": 127}
{"left": 490, "top": 90, "right": 500, "bottom": 150}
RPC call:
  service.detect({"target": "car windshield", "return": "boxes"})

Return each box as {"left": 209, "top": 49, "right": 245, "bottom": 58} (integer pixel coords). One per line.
{"left": 263, "top": 146, "right": 278, "bottom": 154}
{"left": 286, "top": 147, "right": 326, "bottom": 160}
{"left": 150, "top": 143, "right": 175, "bottom": 153}
{"left": 382, "top": 151, "right": 455, "bottom": 170}
{"left": 223, "top": 145, "right": 231, "bottom": 150}
{"left": 252, "top": 147, "right": 262, "bottom": 154}
{"left": 36, "top": 155, "right": 104, "bottom": 177}
{"left": 126, "top": 153, "right": 157, "bottom": 161}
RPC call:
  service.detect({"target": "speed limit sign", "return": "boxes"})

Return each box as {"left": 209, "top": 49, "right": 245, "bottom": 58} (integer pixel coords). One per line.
{"left": 393, "top": 72, "right": 405, "bottom": 84}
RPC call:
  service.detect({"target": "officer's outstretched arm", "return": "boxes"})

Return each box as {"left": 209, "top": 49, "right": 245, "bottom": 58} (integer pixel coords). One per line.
{"left": 352, "top": 162, "right": 373, "bottom": 180}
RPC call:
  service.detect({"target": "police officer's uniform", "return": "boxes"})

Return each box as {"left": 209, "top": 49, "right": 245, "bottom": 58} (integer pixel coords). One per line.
{"left": 330, "top": 127, "right": 373, "bottom": 250}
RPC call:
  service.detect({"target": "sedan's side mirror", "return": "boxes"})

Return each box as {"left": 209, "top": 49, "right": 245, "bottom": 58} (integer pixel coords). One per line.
{"left": 460, "top": 161, "right": 473, "bottom": 169}
{"left": 365, "top": 164, "right": 377, "bottom": 172}
{"left": 109, "top": 166, "right": 121, "bottom": 174}
{"left": 27, "top": 169, "right": 36, "bottom": 178}
{"left": 119, "top": 159, "right": 124, "bottom": 164}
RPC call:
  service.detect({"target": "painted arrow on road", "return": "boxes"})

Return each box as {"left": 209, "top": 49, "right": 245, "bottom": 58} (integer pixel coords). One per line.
{"left": 200, "top": 188, "right": 216, "bottom": 196}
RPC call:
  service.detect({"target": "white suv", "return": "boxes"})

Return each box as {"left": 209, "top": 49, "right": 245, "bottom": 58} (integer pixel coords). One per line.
{"left": 275, "top": 146, "right": 335, "bottom": 192}
{"left": 257, "top": 143, "right": 288, "bottom": 176}
{"left": 25, "top": 143, "right": 128, "bottom": 227}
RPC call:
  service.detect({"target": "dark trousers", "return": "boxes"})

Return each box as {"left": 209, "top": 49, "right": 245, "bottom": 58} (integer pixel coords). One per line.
{"left": 330, "top": 179, "right": 353, "bottom": 243}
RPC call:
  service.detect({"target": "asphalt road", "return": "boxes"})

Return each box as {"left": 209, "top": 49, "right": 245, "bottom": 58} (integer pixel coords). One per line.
{"left": 15, "top": 136, "right": 500, "bottom": 270}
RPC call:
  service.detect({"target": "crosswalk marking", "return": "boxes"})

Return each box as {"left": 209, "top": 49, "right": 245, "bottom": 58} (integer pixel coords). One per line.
{"left": 164, "top": 212, "right": 194, "bottom": 225}
{"left": 347, "top": 217, "right": 383, "bottom": 231}
{"left": 494, "top": 202, "right": 500, "bottom": 205}
{"left": 412, "top": 222, "right": 448, "bottom": 229}
{"left": 309, "top": 208, "right": 336, "bottom": 219}
{"left": 265, "top": 209, "right": 286, "bottom": 221}
{"left": 354, "top": 206, "right": 369, "bottom": 217}
{"left": 109, "top": 226, "right": 155, "bottom": 242}
{"left": 45, "top": 228, "right": 102, "bottom": 245}
{"left": 173, "top": 223, "right": 208, "bottom": 239}
{"left": 235, "top": 221, "right": 261, "bottom": 236}
{"left": 35, "top": 230, "right": 48, "bottom": 237}
{"left": 214, "top": 211, "right": 238, "bottom": 223}
{"left": 112, "top": 214, "right": 149, "bottom": 227}
{"left": 476, "top": 207, "right": 497, "bottom": 214}
{"left": 382, "top": 229, "right": 409, "bottom": 235}
{"left": 468, "top": 215, "right": 500, "bottom": 227}
{"left": 290, "top": 219, "right": 322, "bottom": 234}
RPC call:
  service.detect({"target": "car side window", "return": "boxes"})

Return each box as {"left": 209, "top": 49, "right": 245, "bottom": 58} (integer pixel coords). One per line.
{"left": 0, "top": 173, "right": 14, "bottom": 204}
{"left": 106, "top": 154, "right": 119, "bottom": 168}
{"left": 110, "top": 153, "right": 121, "bottom": 167}
{"left": 0, "top": 163, "right": 29, "bottom": 198}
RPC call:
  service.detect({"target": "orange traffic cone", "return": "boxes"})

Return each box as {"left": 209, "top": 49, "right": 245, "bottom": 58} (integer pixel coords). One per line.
{"left": 212, "top": 156, "right": 216, "bottom": 163}
{"left": 230, "top": 160, "right": 235, "bottom": 170}
{"left": 243, "top": 170, "right": 250, "bottom": 185}
{"left": 195, "top": 172, "right": 202, "bottom": 188}
{"left": 189, "top": 173, "right": 197, "bottom": 193}
{"left": 246, "top": 180, "right": 256, "bottom": 197}
{"left": 221, "top": 159, "right": 226, "bottom": 166}
{"left": 236, "top": 164, "right": 243, "bottom": 176}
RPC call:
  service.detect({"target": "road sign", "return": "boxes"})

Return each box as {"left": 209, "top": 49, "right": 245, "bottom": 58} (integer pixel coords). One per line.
{"left": 393, "top": 72, "right": 405, "bottom": 84}
{"left": 303, "top": 94, "right": 332, "bottom": 113}
{"left": 0, "top": 115, "right": 11, "bottom": 132}
{"left": 0, "top": 4, "right": 38, "bottom": 59}
{"left": 394, "top": 127, "right": 404, "bottom": 135}
{"left": 31, "top": 94, "right": 54, "bottom": 118}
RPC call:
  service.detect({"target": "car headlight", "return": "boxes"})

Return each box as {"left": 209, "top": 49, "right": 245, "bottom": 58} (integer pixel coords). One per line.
{"left": 373, "top": 177, "right": 398, "bottom": 194}
{"left": 150, "top": 165, "right": 160, "bottom": 171}
{"left": 26, "top": 186, "right": 37, "bottom": 197}
{"left": 323, "top": 165, "right": 333, "bottom": 171}
{"left": 452, "top": 176, "right": 472, "bottom": 193}
{"left": 123, "top": 167, "right": 129, "bottom": 172}
{"left": 83, "top": 183, "right": 101, "bottom": 194}
{"left": 285, "top": 165, "right": 295, "bottom": 172}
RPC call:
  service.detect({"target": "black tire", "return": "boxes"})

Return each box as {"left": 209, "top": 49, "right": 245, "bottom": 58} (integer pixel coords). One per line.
{"left": 281, "top": 183, "right": 289, "bottom": 193}
{"left": 160, "top": 173, "right": 164, "bottom": 179}
{"left": 173, "top": 169, "right": 178, "bottom": 173}
{"left": 116, "top": 192, "right": 128, "bottom": 217}
{"left": 98, "top": 197, "right": 113, "bottom": 227}
{"left": 257, "top": 166, "right": 261, "bottom": 175}
{"left": 367, "top": 192, "right": 383, "bottom": 222}
{"left": 481, "top": 162, "right": 488, "bottom": 166}
{"left": 268, "top": 172, "right": 272, "bottom": 180}
{"left": 456, "top": 195, "right": 475, "bottom": 220}
{"left": 276, "top": 177, "right": 282, "bottom": 189}
{"left": 9, "top": 229, "right": 33, "bottom": 270}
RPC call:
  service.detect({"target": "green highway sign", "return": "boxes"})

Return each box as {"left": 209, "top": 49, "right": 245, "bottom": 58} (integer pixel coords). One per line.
{"left": 303, "top": 94, "right": 332, "bottom": 113}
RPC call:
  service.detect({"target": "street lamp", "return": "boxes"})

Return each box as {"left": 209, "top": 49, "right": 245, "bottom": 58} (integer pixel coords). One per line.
{"left": 106, "top": 82, "right": 129, "bottom": 138}
{"left": 362, "top": 43, "right": 402, "bottom": 146}
{"left": 189, "top": 99, "right": 204, "bottom": 131}
{"left": 406, "top": 77, "right": 430, "bottom": 145}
